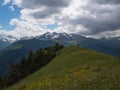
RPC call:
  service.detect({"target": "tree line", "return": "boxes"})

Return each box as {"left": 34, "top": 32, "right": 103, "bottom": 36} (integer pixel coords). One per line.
{"left": 0, "top": 43, "right": 64, "bottom": 89}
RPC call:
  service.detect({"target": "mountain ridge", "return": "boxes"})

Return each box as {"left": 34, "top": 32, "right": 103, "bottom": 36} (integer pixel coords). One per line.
{"left": 0, "top": 32, "right": 120, "bottom": 43}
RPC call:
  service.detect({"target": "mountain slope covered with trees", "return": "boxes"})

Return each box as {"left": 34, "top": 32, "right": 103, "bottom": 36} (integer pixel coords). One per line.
{"left": 0, "top": 43, "right": 63, "bottom": 89}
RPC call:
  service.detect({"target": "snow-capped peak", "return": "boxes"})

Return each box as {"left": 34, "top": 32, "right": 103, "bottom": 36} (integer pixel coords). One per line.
{"left": 34, "top": 32, "right": 83, "bottom": 41}
{"left": 0, "top": 34, "right": 18, "bottom": 42}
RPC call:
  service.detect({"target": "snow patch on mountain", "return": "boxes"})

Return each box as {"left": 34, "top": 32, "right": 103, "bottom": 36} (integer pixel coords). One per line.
{"left": 0, "top": 34, "right": 19, "bottom": 42}
{"left": 52, "top": 35, "right": 59, "bottom": 39}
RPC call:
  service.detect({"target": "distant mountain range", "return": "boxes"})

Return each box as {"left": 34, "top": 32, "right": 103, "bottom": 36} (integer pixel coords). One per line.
{"left": 0, "top": 32, "right": 120, "bottom": 76}
{"left": 1, "top": 32, "right": 120, "bottom": 43}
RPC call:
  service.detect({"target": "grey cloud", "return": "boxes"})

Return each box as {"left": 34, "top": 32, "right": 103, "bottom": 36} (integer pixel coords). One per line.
{"left": 71, "top": 14, "right": 120, "bottom": 35}
{"left": 21, "top": 0, "right": 70, "bottom": 19}
{"left": 31, "top": 8, "right": 61, "bottom": 19}
{"left": 89, "top": 0, "right": 120, "bottom": 5}
{"left": 21, "top": 0, "right": 70, "bottom": 9}
{"left": 36, "top": 0, "right": 69, "bottom": 7}
{"left": 82, "top": 5, "right": 114, "bottom": 15}
{"left": 69, "top": 4, "right": 120, "bottom": 35}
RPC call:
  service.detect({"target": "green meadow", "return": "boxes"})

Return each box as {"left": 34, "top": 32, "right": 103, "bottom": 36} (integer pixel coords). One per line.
{"left": 5, "top": 46, "right": 120, "bottom": 90}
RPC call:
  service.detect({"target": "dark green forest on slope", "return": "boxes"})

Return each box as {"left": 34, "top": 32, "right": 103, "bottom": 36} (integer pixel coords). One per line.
{"left": 0, "top": 43, "right": 63, "bottom": 89}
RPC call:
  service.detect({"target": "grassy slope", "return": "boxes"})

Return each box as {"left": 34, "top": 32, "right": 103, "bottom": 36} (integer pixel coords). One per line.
{"left": 5, "top": 46, "right": 120, "bottom": 90}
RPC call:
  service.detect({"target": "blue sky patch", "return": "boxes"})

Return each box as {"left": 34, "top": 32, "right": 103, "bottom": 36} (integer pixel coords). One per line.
{"left": 0, "top": 0, "right": 21, "bottom": 30}
{"left": 46, "top": 22, "right": 59, "bottom": 30}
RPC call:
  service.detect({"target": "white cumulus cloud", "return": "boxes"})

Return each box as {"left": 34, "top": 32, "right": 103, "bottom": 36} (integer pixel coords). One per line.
{"left": 1, "top": 0, "right": 120, "bottom": 38}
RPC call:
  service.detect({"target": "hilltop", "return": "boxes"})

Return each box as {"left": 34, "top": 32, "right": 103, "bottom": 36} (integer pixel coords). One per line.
{"left": 5, "top": 46, "right": 120, "bottom": 90}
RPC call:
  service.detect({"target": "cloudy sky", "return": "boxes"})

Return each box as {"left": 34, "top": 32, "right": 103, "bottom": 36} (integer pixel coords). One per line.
{"left": 0, "top": 0, "right": 120, "bottom": 38}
